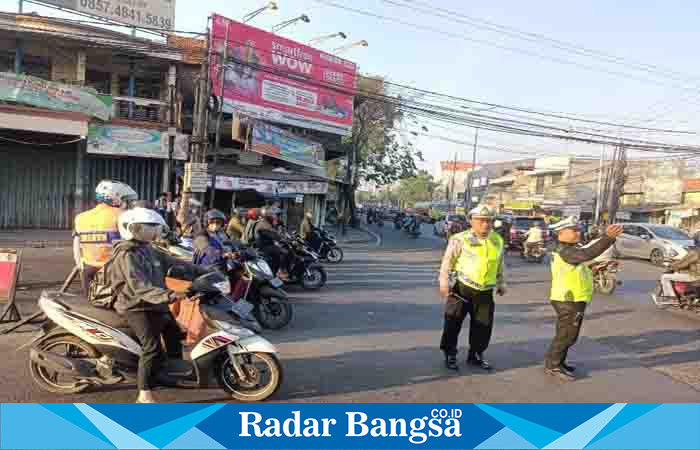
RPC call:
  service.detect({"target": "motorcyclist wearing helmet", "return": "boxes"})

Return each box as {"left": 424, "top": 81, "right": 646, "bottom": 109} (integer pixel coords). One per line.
{"left": 256, "top": 207, "right": 287, "bottom": 279}
{"left": 107, "top": 207, "right": 207, "bottom": 403}
{"left": 73, "top": 180, "right": 138, "bottom": 294}
{"left": 243, "top": 208, "right": 259, "bottom": 245}
{"left": 300, "top": 210, "right": 322, "bottom": 252}
{"left": 226, "top": 208, "right": 245, "bottom": 241}
{"left": 192, "top": 209, "right": 228, "bottom": 267}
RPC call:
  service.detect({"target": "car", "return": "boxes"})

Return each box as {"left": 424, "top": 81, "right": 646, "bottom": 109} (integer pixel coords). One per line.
{"left": 509, "top": 216, "right": 550, "bottom": 251}
{"left": 614, "top": 223, "right": 695, "bottom": 265}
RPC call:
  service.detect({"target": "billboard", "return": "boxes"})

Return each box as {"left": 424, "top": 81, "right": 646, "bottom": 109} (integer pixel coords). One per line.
{"left": 87, "top": 125, "right": 188, "bottom": 160}
{"left": 210, "top": 14, "right": 357, "bottom": 136}
{"left": 41, "top": 0, "right": 175, "bottom": 30}
{"left": 440, "top": 161, "right": 475, "bottom": 172}
{"left": 250, "top": 122, "right": 325, "bottom": 169}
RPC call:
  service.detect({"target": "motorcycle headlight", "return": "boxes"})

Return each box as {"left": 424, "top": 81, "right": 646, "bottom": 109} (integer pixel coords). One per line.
{"left": 250, "top": 260, "right": 274, "bottom": 277}
{"left": 213, "top": 281, "right": 231, "bottom": 295}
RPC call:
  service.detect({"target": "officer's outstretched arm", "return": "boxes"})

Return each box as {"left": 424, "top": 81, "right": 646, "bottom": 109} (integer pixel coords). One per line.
{"left": 559, "top": 236, "right": 615, "bottom": 265}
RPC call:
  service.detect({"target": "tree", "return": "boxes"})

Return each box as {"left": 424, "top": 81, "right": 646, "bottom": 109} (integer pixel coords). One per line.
{"left": 395, "top": 170, "right": 440, "bottom": 207}
{"left": 340, "top": 76, "right": 423, "bottom": 222}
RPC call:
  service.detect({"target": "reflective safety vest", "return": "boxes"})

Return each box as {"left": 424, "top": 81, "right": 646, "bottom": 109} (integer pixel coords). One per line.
{"left": 454, "top": 231, "right": 504, "bottom": 291}
{"left": 550, "top": 251, "right": 593, "bottom": 302}
{"left": 74, "top": 204, "right": 122, "bottom": 267}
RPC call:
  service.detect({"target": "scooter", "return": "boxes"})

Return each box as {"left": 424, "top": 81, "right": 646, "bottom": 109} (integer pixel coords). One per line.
{"left": 651, "top": 261, "right": 700, "bottom": 312}
{"left": 591, "top": 260, "right": 622, "bottom": 294}
{"left": 225, "top": 247, "right": 293, "bottom": 330}
{"left": 307, "top": 229, "right": 344, "bottom": 264}
{"left": 277, "top": 235, "right": 327, "bottom": 290}
{"left": 24, "top": 271, "right": 282, "bottom": 402}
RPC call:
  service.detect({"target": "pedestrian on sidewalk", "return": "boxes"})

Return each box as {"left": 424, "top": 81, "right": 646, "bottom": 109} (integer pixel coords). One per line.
{"left": 438, "top": 205, "right": 506, "bottom": 371}
{"left": 544, "top": 217, "right": 622, "bottom": 381}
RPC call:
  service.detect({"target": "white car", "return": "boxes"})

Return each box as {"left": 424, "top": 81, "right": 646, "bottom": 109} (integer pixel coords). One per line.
{"left": 614, "top": 223, "right": 695, "bottom": 265}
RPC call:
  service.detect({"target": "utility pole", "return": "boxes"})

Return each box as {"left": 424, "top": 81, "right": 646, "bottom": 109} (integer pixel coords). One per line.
{"left": 208, "top": 22, "right": 230, "bottom": 209}
{"left": 594, "top": 144, "right": 605, "bottom": 225}
{"left": 166, "top": 65, "right": 176, "bottom": 193}
{"left": 466, "top": 127, "right": 479, "bottom": 210}
{"left": 188, "top": 21, "right": 211, "bottom": 207}
{"left": 448, "top": 152, "right": 457, "bottom": 212}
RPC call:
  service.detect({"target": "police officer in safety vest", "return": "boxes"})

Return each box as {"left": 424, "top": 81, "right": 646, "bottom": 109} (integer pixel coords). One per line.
{"left": 438, "top": 205, "right": 506, "bottom": 371}
{"left": 73, "top": 180, "right": 138, "bottom": 293}
{"left": 545, "top": 217, "right": 622, "bottom": 381}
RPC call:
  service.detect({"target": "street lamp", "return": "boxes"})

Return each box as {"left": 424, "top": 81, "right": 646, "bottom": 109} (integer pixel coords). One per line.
{"left": 242, "top": 2, "right": 279, "bottom": 23}
{"left": 271, "top": 14, "right": 310, "bottom": 33}
{"left": 308, "top": 32, "right": 346, "bottom": 46}
{"left": 334, "top": 39, "right": 368, "bottom": 54}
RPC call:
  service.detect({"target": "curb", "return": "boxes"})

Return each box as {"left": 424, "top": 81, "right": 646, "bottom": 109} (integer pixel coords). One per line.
{"left": 357, "top": 226, "right": 382, "bottom": 247}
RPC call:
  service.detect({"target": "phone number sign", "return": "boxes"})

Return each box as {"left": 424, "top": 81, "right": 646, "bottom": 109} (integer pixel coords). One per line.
{"left": 43, "top": 0, "right": 175, "bottom": 31}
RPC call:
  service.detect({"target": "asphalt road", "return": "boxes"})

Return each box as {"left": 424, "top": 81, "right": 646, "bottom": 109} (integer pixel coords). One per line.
{"left": 1, "top": 224, "right": 699, "bottom": 403}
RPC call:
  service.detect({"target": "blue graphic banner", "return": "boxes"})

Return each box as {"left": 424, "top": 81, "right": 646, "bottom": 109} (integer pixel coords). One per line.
{"left": 2, "top": 403, "right": 699, "bottom": 449}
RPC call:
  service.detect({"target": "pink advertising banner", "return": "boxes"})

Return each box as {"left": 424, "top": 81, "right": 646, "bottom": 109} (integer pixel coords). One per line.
{"left": 210, "top": 14, "right": 357, "bottom": 136}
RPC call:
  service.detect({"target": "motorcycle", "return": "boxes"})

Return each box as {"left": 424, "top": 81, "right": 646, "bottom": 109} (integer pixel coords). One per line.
{"left": 154, "top": 231, "right": 194, "bottom": 261}
{"left": 521, "top": 241, "right": 546, "bottom": 263}
{"left": 24, "top": 270, "right": 282, "bottom": 402}
{"left": 651, "top": 261, "right": 700, "bottom": 312}
{"left": 591, "top": 260, "right": 622, "bottom": 294}
{"left": 307, "top": 229, "right": 344, "bottom": 264}
{"left": 402, "top": 218, "right": 421, "bottom": 238}
{"left": 277, "top": 235, "right": 327, "bottom": 290}
{"left": 225, "top": 247, "right": 293, "bottom": 330}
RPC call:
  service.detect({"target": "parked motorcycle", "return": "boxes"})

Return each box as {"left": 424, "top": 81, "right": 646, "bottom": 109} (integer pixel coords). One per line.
{"left": 225, "top": 248, "right": 292, "bottom": 330}
{"left": 24, "top": 271, "right": 282, "bottom": 401}
{"left": 521, "top": 241, "right": 546, "bottom": 263}
{"left": 591, "top": 260, "right": 622, "bottom": 294}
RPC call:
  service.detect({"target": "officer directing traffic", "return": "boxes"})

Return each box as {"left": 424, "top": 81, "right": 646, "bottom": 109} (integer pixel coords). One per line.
{"left": 438, "top": 205, "right": 506, "bottom": 371}
{"left": 545, "top": 216, "right": 623, "bottom": 381}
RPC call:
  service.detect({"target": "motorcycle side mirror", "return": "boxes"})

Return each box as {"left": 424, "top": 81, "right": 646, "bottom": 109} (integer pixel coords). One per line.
{"left": 640, "top": 234, "right": 652, "bottom": 240}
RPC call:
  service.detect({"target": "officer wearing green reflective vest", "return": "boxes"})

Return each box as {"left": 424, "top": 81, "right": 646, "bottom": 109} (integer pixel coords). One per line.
{"left": 544, "top": 216, "right": 623, "bottom": 381}
{"left": 439, "top": 205, "right": 506, "bottom": 371}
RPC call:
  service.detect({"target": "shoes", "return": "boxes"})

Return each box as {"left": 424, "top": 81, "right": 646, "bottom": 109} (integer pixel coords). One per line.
{"left": 467, "top": 353, "right": 493, "bottom": 371}
{"left": 445, "top": 354, "right": 459, "bottom": 371}
{"left": 544, "top": 366, "right": 576, "bottom": 382}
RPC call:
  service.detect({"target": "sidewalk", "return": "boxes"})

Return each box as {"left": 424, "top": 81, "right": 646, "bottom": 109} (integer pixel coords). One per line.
{"left": 0, "top": 229, "right": 72, "bottom": 248}
{"left": 324, "top": 225, "right": 377, "bottom": 245}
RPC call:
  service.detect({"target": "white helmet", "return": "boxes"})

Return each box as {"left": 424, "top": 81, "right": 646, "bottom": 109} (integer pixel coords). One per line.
{"left": 118, "top": 207, "right": 166, "bottom": 242}
{"left": 95, "top": 180, "right": 138, "bottom": 208}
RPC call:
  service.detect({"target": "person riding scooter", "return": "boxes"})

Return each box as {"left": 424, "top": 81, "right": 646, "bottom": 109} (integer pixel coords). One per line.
{"left": 658, "top": 247, "right": 700, "bottom": 301}
{"left": 107, "top": 207, "right": 208, "bottom": 403}
{"left": 255, "top": 208, "right": 288, "bottom": 280}
{"left": 523, "top": 223, "right": 544, "bottom": 257}
{"left": 192, "top": 209, "right": 229, "bottom": 267}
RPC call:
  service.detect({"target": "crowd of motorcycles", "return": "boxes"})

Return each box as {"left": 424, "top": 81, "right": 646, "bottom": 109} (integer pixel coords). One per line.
{"left": 23, "top": 226, "right": 344, "bottom": 403}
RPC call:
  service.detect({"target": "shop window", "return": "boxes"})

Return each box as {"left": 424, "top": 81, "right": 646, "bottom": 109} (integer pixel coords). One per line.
{"left": 85, "top": 69, "right": 111, "bottom": 94}
{"left": 119, "top": 75, "right": 162, "bottom": 99}
{"left": 0, "top": 51, "right": 13, "bottom": 73}
{"left": 551, "top": 173, "right": 563, "bottom": 185}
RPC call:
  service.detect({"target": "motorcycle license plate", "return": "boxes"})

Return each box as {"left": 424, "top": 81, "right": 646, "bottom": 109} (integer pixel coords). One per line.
{"left": 270, "top": 278, "right": 284, "bottom": 288}
{"left": 608, "top": 269, "right": 618, "bottom": 273}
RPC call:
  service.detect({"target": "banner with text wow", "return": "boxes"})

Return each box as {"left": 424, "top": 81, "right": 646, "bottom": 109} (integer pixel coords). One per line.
{"left": 1, "top": 403, "right": 699, "bottom": 449}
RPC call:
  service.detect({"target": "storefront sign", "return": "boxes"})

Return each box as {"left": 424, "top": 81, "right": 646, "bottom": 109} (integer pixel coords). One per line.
{"left": 211, "top": 14, "right": 356, "bottom": 136}
{"left": 0, "top": 72, "right": 112, "bottom": 120}
{"left": 616, "top": 211, "right": 632, "bottom": 220}
{"left": 250, "top": 122, "right": 324, "bottom": 169}
{"left": 87, "top": 125, "right": 188, "bottom": 160}
{"left": 208, "top": 176, "right": 328, "bottom": 195}
{"left": 167, "top": 34, "right": 205, "bottom": 64}
{"left": 42, "top": 0, "right": 175, "bottom": 31}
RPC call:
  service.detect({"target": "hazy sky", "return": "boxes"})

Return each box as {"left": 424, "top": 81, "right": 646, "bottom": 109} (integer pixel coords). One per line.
{"left": 5, "top": 0, "right": 700, "bottom": 174}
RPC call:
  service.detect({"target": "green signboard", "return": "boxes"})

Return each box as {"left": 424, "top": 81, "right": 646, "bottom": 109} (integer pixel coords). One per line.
{"left": 0, "top": 72, "right": 112, "bottom": 120}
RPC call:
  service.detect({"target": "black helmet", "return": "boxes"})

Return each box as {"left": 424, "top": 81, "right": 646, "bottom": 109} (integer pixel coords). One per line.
{"left": 205, "top": 209, "right": 225, "bottom": 223}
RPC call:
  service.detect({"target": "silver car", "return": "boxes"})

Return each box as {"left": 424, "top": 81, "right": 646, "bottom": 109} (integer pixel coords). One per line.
{"left": 615, "top": 223, "right": 695, "bottom": 265}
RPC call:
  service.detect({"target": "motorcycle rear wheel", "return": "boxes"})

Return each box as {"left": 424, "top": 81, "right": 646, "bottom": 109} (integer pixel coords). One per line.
{"left": 326, "top": 247, "right": 344, "bottom": 264}
{"left": 254, "top": 297, "right": 293, "bottom": 330}
{"left": 218, "top": 352, "right": 282, "bottom": 402}
{"left": 30, "top": 334, "right": 99, "bottom": 394}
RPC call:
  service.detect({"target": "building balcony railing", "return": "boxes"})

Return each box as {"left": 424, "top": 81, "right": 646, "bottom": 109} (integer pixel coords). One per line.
{"left": 112, "top": 96, "right": 167, "bottom": 123}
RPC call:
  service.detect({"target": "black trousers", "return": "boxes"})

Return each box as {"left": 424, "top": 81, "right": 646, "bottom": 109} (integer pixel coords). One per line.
{"left": 260, "top": 245, "right": 283, "bottom": 275}
{"left": 125, "top": 310, "right": 183, "bottom": 391}
{"left": 81, "top": 265, "right": 99, "bottom": 296}
{"left": 544, "top": 301, "right": 587, "bottom": 369}
{"left": 440, "top": 283, "right": 495, "bottom": 357}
